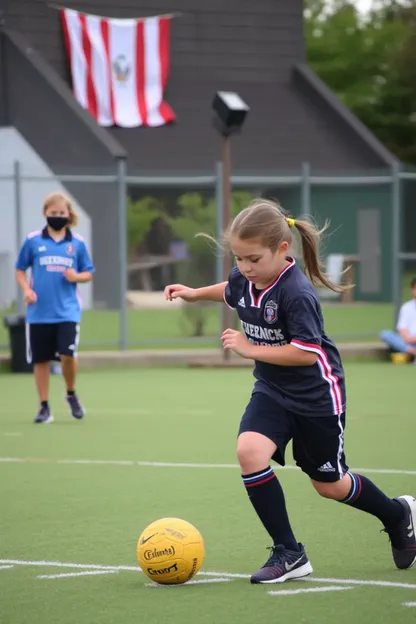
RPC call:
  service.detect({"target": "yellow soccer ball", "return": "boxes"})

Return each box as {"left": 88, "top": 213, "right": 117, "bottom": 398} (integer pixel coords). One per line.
{"left": 137, "top": 517, "right": 205, "bottom": 585}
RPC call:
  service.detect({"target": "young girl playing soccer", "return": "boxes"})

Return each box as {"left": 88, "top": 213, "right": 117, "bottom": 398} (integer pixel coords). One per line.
{"left": 164, "top": 198, "right": 416, "bottom": 584}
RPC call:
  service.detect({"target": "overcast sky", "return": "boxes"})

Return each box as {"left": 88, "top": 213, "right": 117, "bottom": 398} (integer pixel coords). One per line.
{"left": 334, "top": 0, "right": 406, "bottom": 14}
{"left": 355, "top": 0, "right": 371, "bottom": 11}
{"left": 355, "top": 0, "right": 374, "bottom": 12}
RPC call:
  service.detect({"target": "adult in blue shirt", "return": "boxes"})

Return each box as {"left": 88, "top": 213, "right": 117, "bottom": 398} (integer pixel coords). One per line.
{"left": 15, "top": 192, "right": 95, "bottom": 424}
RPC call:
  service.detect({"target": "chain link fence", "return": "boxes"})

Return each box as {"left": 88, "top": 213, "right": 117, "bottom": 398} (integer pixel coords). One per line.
{"left": 0, "top": 162, "right": 414, "bottom": 351}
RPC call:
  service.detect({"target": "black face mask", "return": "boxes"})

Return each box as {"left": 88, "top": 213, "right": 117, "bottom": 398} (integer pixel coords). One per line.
{"left": 47, "top": 216, "right": 69, "bottom": 231}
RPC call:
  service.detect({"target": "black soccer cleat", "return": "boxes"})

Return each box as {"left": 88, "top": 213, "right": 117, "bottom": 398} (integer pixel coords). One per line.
{"left": 33, "top": 405, "right": 54, "bottom": 424}
{"left": 66, "top": 393, "right": 86, "bottom": 420}
{"left": 384, "top": 495, "right": 416, "bottom": 570}
{"left": 250, "top": 543, "right": 313, "bottom": 584}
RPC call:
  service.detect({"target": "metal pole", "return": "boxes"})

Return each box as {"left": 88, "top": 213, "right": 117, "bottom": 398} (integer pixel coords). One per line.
{"left": 301, "top": 162, "right": 311, "bottom": 218}
{"left": 14, "top": 161, "right": 24, "bottom": 315}
{"left": 391, "top": 161, "right": 401, "bottom": 325}
{"left": 221, "top": 135, "right": 232, "bottom": 361}
{"left": 117, "top": 157, "right": 128, "bottom": 350}
{"left": 215, "top": 160, "right": 224, "bottom": 344}
{"left": 215, "top": 160, "right": 223, "bottom": 285}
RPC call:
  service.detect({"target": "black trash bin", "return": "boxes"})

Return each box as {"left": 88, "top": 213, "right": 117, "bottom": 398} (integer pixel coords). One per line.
{"left": 3, "top": 315, "right": 33, "bottom": 373}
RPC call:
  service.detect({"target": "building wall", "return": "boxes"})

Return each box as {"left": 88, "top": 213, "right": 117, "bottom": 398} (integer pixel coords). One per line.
{"left": 0, "top": 127, "right": 93, "bottom": 309}
{"left": 3, "top": 0, "right": 388, "bottom": 172}
{"left": 4, "top": 0, "right": 305, "bottom": 83}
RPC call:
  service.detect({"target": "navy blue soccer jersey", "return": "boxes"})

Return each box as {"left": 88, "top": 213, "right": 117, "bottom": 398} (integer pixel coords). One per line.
{"left": 15, "top": 227, "right": 95, "bottom": 324}
{"left": 224, "top": 258, "right": 346, "bottom": 417}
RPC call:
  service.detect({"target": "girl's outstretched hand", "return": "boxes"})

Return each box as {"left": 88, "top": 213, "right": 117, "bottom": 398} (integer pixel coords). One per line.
{"left": 164, "top": 284, "right": 198, "bottom": 303}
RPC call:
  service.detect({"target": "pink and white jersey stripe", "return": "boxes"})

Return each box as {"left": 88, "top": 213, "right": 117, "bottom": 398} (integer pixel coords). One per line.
{"left": 291, "top": 339, "right": 344, "bottom": 415}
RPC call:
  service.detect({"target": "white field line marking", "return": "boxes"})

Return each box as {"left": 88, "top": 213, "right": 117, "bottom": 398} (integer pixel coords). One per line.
{"left": 83, "top": 409, "right": 213, "bottom": 416}
{"left": 3, "top": 433, "right": 23, "bottom": 437}
{"left": 269, "top": 586, "right": 353, "bottom": 596}
{"left": 2, "top": 559, "right": 416, "bottom": 590}
{"left": 204, "top": 571, "right": 416, "bottom": 590}
{"left": 146, "top": 578, "right": 232, "bottom": 588}
{"left": 0, "top": 565, "right": 14, "bottom": 570}
{"left": 403, "top": 602, "right": 416, "bottom": 607}
{"left": 300, "top": 577, "right": 416, "bottom": 590}
{"left": 201, "top": 571, "right": 250, "bottom": 579}
{"left": 0, "top": 457, "right": 415, "bottom": 476}
{"left": 86, "top": 409, "right": 149, "bottom": 416}
{"left": 37, "top": 570, "right": 118, "bottom": 580}
{"left": 0, "top": 559, "right": 138, "bottom": 572}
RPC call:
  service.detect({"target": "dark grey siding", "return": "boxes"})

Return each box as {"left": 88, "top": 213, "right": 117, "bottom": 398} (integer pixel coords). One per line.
{"left": 0, "top": 0, "right": 9, "bottom": 126}
{"left": 0, "top": 33, "right": 6, "bottom": 126}
{"left": 2, "top": 0, "right": 393, "bottom": 171}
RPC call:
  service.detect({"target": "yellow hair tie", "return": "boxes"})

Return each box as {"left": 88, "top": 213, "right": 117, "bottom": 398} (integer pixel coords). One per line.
{"left": 286, "top": 217, "right": 296, "bottom": 228}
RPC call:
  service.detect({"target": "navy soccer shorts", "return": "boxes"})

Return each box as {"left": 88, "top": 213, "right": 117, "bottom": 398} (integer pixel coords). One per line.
{"left": 26, "top": 322, "right": 80, "bottom": 364}
{"left": 238, "top": 390, "right": 349, "bottom": 482}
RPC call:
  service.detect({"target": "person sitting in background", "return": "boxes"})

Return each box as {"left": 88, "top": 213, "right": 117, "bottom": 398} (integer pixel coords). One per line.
{"left": 380, "top": 277, "right": 416, "bottom": 359}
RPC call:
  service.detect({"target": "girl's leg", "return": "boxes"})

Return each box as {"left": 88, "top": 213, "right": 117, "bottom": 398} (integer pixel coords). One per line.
{"left": 295, "top": 412, "right": 416, "bottom": 570}
{"left": 311, "top": 475, "right": 416, "bottom": 570}
{"left": 61, "top": 354, "right": 85, "bottom": 419}
{"left": 58, "top": 323, "right": 85, "bottom": 420}
{"left": 29, "top": 323, "right": 54, "bottom": 424}
{"left": 34, "top": 362, "right": 50, "bottom": 403}
{"left": 311, "top": 473, "right": 404, "bottom": 528}
{"left": 238, "top": 392, "right": 313, "bottom": 584}
{"left": 61, "top": 354, "right": 76, "bottom": 393}
{"left": 238, "top": 431, "right": 299, "bottom": 551}
{"left": 33, "top": 362, "right": 54, "bottom": 423}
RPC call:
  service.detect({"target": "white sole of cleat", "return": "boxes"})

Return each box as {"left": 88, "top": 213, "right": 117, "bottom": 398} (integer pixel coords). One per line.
{"left": 398, "top": 495, "right": 416, "bottom": 569}
{"left": 253, "top": 561, "right": 314, "bottom": 584}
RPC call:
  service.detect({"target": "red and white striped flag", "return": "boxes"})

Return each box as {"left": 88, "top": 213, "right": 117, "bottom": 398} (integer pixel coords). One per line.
{"left": 60, "top": 9, "right": 176, "bottom": 127}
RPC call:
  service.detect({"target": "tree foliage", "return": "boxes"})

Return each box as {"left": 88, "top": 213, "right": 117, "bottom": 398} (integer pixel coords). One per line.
{"left": 165, "top": 191, "right": 253, "bottom": 284}
{"left": 127, "top": 196, "right": 161, "bottom": 256}
{"left": 165, "top": 191, "right": 253, "bottom": 336}
{"left": 305, "top": 0, "right": 416, "bottom": 163}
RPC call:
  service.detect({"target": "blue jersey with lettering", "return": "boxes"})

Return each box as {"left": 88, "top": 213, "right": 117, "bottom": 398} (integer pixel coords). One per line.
{"left": 224, "top": 258, "right": 346, "bottom": 416}
{"left": 15, "top": 227, "right": 95, "bottom": 324}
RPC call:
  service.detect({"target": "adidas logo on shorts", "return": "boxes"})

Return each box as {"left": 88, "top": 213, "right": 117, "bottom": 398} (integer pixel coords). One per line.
{"left": 317, "top": 462, "right": 336, "bottom": 473}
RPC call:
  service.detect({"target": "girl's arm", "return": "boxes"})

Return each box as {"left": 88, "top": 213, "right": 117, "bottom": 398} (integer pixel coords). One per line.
{"left": 15, "top": 269, "right": 31, "bottom": 294}
{"left": 65, "top": 269, "right": 93, "bottom": 284}
{"left": 221, "top": 329, "right": 318, "bottom": 365}
{"left": 76, "top": 271, "right": 93, "bottom": 283}
{"left": 194, "top": 282, "right": 227, "bottom": 302}
{"left": 15, "top": 269, "right": 37, "bottom": 305}
{"left": 165, "top": 282, "right": 227, "bottom": 303}
{"left": 247, "top": 343, "right": 318, "bottom": 366}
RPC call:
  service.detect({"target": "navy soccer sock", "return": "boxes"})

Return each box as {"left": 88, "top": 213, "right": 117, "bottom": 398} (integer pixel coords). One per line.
{"left": 242, "top": 467, "right": 299, "bottom": 551}
{"left": 340, "top": 473, "right": 404, "bottom": 529}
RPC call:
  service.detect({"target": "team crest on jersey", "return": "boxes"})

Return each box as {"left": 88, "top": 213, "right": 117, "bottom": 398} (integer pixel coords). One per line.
{"left": 66, "top": 244, "right": 74, "bottom": 256}
{"left": 264, "top": 300, "right": 278, "bottom": 324}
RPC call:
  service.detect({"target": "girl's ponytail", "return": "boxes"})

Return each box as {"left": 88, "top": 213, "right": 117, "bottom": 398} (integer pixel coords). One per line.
{"left": 289, "top": 218, "right": 349, "bottom": 293}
